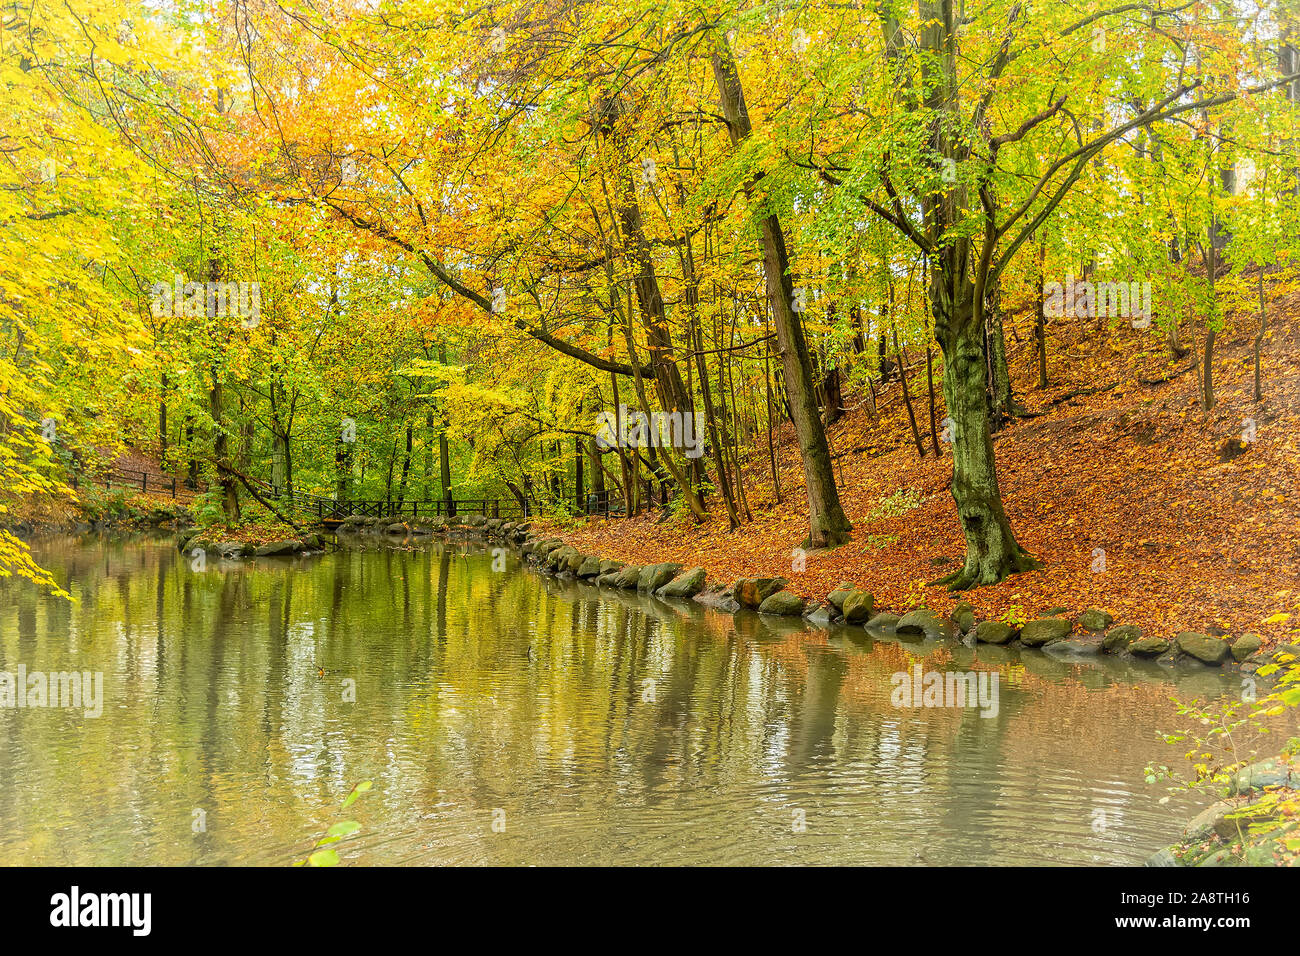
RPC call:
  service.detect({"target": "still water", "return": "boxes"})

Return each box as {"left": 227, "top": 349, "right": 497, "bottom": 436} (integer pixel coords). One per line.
{"left": 0, "top": 535, "right": 1246, "bottom": 865}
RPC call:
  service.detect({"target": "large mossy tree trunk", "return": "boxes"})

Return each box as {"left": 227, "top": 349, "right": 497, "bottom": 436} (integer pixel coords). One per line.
{"left": 931, "top": 280, "right": 1039, "bottom": 589}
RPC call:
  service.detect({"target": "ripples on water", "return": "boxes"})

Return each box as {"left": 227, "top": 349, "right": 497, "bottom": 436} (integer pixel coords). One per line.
{"left": 0, "top": 535, "right": 1255, "bottom": 865}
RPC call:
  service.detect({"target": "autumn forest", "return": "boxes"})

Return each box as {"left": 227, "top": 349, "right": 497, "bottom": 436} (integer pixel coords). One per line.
{"left": 3, "top": 0, "right": 1300, "bottom": 876}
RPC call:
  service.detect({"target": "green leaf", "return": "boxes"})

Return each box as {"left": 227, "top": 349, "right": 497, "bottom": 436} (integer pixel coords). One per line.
{"left": 341, "top": 780, "right": 373, "bottom": 810}
{"left": 307, "top": 848, "right": 340, "bottom": 867}
{"left": 327, "top": 820, "right": 361, "bottom": 838}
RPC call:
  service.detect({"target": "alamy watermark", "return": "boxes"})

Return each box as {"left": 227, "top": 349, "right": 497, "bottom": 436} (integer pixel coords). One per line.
{"left": 595, "top": 404, "right": 703, "bottom": 459}
{"left": 1043, "top": 275, "right": 1152, "bottom": 328}
{"left": 150, "top": 275, "right": 261, "bottom": 327}
{"left": 0, "top": 665, "right": 103, "bottom": 718}
{"left": 890, "top": 664, "right": 999, "bottom": 718}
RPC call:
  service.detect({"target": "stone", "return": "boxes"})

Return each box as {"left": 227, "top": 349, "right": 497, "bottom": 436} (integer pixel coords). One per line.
{"left": 1043, "top": 606, "right": 1070, "bottom": 616}
{"left": 895, "top": 609, "right": 955, "bottom": 641}
{"left": 841, "top": 590, "right": 875, "bottom": 624}
{"left": 576, "top": 556, "right": 603, "bottom": 579}
{"left": 1019, "top": 617, "right": 1072, "bottom": 647}
{"left": 735, "top": 577, "right": 789, "bottom": 609}
{"left": 638, "top": 563, "right": 683, "bottom": 593}
{"left": 598, "top": 559, "right": 624, "bottom": 575}
{"left": 864, "top": 613, "right": 900, "bottom": 632}
{"left": 1044, "top": 636, "right": 1102, "bottom": 656}
{"left": 1077, "top": 608, "right": 1114, "bottom": 632}
{"left": 545, "top": 546, "right": 573, "bottom": 570}
{"left": 613, "top": 564, "right": 644, "bottom": 587}
{"left": 805, "top": 605, "right": 833, "bottom": 626}
{"left": 1175, "top": 631, "right": 1230, "bottom": 665}
{"left": 758, "top": 590, "right": 806, "bottom": 616}
{"left": 1230, "top": 757, "right": 1297, "bottom": 795}
{"left": 1145, "top": 848, "right": 1179, "bottom": 867}
{"left": 1184, "top": 800, "right": 1238, "bottom": 842}
{"left": 660, "top": 567, "right": 706, "bottom": 599}
{"left": 254, "top": 539, "right": 301, "bottom": 556}
{"left": 973, "top": 621, "right": 1015, "bottom": 645}
{"left": 1129, "top": 636, "right": 1170, "bottom": 657}
{"left": 1103, "top": 625, "right": 1142, "bottom": 652}
{"left": 826, "top": 583, "right": 857, "bottom": 613}
{"left": 951, "top": 601, "right": 976, "bottom": 634}
{"left": 610, "top": 565, "right": 643, "bottom": 589}
{"left": 385, "top": 522, "right": 408, "bottom": 535}
{"left": 1230, "top": 633, "right": 1262, "bottom": 661}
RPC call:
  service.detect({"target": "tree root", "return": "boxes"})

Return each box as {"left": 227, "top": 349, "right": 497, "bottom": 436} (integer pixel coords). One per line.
{"left": 930, "top": 547, "right": 1042, "bottom": 591}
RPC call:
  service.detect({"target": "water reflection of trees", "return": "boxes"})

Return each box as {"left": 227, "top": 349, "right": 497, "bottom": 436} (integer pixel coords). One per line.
{"left": 0, "top": 536, "right": 1259, "bottom": 865}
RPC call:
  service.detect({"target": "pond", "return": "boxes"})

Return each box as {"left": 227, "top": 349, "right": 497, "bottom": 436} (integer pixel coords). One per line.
{"left": 0, "top": 535, "right": 1248, "bottom": 865}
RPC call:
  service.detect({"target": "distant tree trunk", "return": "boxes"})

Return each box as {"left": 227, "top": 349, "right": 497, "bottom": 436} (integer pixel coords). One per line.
{"left": 435, "top": 343, "right": 453, "bottom": 515}
{"left": 574, "top": 436, "right": 585, "bottom": 513}
{"left": 610, "top": 367, "right": 636, "bottom": 516}
{"left": 763, "top": 317, "right": 781, "bottom": 505}
{"left": 821, "top": 365, "right": 846, "bottom": 427}
{"left": 878, "top": 332, "right": 894, "bottom": 383}
{"left": 893, "top": 325, "right": 925, "bottom": 457}
{"left": 1255, "top": 263, "right": 1267, "bottom": 401}
{"left": 1035, "top": 234, "right": 1048, "bottom": 388}
{"left": 158, "top": 373, "right": 169, "bottom": 462}
{"left": 617, "top": 308, "right": 706, "bottom": 519}
{"left": 205, "top": 252, "right": 239, "bottom": 522}
{"left": 851, "top": 302, "right": 865, "bottom": 354}
{"left": 681, "top": 234, "right": 739, "bottom": 529}
{"left": 396, "top": 423, "right": 413, "bottom": 508}
{"left": 184, "top": 417, "right": 199, "bottom": 489}
{"left": 925, "top": 340, "right": 941, "bottom": 457}
{"left": 335, "top": 431, "right": 353, "bottom": 503}
{"left": 1202, "top": 214, "right": 1218, "bottom": 413}
{"left": 209, "top": 375, "right": 239, "bottom": 521}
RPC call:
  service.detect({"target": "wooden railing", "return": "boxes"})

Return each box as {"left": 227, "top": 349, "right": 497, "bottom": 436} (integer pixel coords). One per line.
{"left": 73, "top": 466, "right": 198, "bottom": 500}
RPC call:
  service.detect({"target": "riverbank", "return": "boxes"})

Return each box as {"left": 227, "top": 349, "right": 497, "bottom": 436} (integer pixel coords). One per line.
{"left": 534, "top": 290, "right": 1300, "bottom": 656}
{"left": 333, "top": 513, "right": 1300, "bottom": 867}
{"left": 324, "top": 513, "right": 1294, "bottom": 679}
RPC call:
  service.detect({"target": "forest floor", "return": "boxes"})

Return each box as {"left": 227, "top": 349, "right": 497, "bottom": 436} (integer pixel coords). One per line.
{"left": 544, "top": 281, "right": 1300, "bottom": 648}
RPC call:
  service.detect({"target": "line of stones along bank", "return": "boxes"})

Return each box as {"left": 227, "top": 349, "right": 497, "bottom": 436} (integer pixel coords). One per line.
{"left": 333, "top": 512, "right": 1284, "bottom": 675}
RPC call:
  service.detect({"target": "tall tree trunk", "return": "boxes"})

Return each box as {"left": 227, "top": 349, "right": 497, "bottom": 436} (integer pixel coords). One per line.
{"left": 689, "top": 277, "right": 740, "bottom": 529}
{"left": 712, "top": 37, "right": 851, "bottom": 548}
